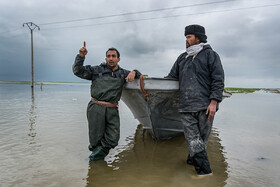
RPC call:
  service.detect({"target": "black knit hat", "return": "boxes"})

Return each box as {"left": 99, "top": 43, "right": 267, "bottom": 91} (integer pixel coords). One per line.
{"left": 184, "top": 24, "right": 207, "bottom": 43}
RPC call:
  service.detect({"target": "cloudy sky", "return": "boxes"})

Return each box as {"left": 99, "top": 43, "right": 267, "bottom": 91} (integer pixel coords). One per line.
{"left": 0, "top": 0, "right": 279, "bottom": 88}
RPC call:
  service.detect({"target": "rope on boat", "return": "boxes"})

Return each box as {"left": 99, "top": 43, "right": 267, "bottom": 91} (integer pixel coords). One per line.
{"left": 140, "top": 75, "right": 149, "bottom": 102}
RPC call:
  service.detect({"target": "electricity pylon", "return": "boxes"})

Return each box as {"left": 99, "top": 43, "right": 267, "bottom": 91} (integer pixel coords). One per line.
{"left": 23, "top": 22, "right": 40, "bottom": 88}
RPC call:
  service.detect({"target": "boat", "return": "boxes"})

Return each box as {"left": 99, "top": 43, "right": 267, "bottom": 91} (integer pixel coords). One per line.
{"left": 121, "top": 76, "right": 231, "bottom": 140}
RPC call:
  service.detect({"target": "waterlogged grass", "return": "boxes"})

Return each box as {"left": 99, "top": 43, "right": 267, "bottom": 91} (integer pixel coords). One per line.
{"left": 0, "top": 80, "right": 30, "bottom": 84}
{"left": 225, "top": 87, "right": 261, "bottom": 93}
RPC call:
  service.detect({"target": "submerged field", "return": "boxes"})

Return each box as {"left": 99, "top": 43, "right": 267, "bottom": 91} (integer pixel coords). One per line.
{"left": 0, "top": 83, "right": 280, "bottom": 186}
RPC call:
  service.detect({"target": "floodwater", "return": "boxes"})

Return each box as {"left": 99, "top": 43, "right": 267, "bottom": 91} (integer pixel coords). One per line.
{"left": 0, "top": 83, "right": 279, "bottom": 187}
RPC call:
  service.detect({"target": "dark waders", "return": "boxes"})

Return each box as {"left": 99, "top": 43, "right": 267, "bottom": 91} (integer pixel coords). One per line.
{"left": 181, "top": 111, "right": 213, "bottom": 175}
{"left": 87, "top": 76, "right": 125, "bottom": 161}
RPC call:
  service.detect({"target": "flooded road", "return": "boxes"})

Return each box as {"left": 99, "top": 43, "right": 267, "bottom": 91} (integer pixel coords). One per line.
{"left": 0, "top": 83, "right": 279, "bottom": 186}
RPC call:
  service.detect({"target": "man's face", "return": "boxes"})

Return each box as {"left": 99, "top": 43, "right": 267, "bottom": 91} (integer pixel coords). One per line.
{"left": 186, "top": 34, "right": 200, "bottom": 48}
{"left": 105, "top": 50, "right": 120, "bottom": 70}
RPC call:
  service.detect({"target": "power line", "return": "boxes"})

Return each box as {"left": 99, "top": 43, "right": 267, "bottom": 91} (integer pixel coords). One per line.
{"left": 39, "top": 0, "right": 236, "bottom": 25}
{"left": 0, "top": 1, "right": 234, "bottom": 36}
{"left": 0, "top": 2, "right": 279, "bottom": 35}
{"left": 40, "top": 3, "right": 280, "bottom": 31}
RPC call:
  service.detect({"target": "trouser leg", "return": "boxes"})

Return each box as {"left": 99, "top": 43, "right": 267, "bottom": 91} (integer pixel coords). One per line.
{"left": 181, "top": 111, "right": 213, "bottom": 175}
{"left": 181, "top": 112, "right": 205, "bottom": 157}
{"left": 87, "top": 102, "right": 106, "bottom": 151}
{"left": 100, "top": 107, "right": 120, "bottom": 151}
{"left": 87, "top": 104, "right": 120, "bottom": 161}
{"left": 181, "top": 111, "right": 213, "bottom": 156}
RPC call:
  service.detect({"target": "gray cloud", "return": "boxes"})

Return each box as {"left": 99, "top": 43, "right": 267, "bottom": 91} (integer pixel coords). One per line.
{"left": 0, "top": 0, "right": 280, "bottom": 87}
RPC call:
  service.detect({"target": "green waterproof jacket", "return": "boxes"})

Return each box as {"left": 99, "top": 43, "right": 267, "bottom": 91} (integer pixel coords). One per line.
{"left": 73, "top": 54, "right": 141, "bottom": 102}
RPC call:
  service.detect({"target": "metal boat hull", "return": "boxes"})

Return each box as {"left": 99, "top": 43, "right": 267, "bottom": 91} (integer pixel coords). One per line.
{"left": 121, "top": 77, "right": 230, "bottom": 140}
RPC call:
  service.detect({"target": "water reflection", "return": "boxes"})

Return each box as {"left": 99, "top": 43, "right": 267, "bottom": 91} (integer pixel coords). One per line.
{"left": 86, "top": 125, "right": 228, "bottom": 187}
{"left": 28, "top": 87, "right": 37, "bottom": 142}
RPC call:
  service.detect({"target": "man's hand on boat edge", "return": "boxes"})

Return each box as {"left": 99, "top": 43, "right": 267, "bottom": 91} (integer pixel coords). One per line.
{"left": 125, "top": 71, "right": 136, "bottom": 82}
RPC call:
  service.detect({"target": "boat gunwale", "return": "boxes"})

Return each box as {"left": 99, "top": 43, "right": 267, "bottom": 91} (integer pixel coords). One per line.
{"left": 140, "top": 77, "right": 178, "bottom": 81}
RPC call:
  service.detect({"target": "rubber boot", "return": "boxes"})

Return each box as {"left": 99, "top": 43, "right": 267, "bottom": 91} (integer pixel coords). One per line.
{"left": 186, "top": 154, "right": 194, "bottom": 165}
{"left": 89, "top": 146, "right": 109, "bottom": 161}
{"left": 192, "top": 150, "right": 212, "bottom": 175}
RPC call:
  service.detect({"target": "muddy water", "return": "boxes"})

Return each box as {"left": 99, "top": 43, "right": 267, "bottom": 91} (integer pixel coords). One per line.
{"left": 0, "top": 84, "right": 279, "bottom": 187}
{"left": 215, "top": 91, "right": 280, "bottom": 187}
